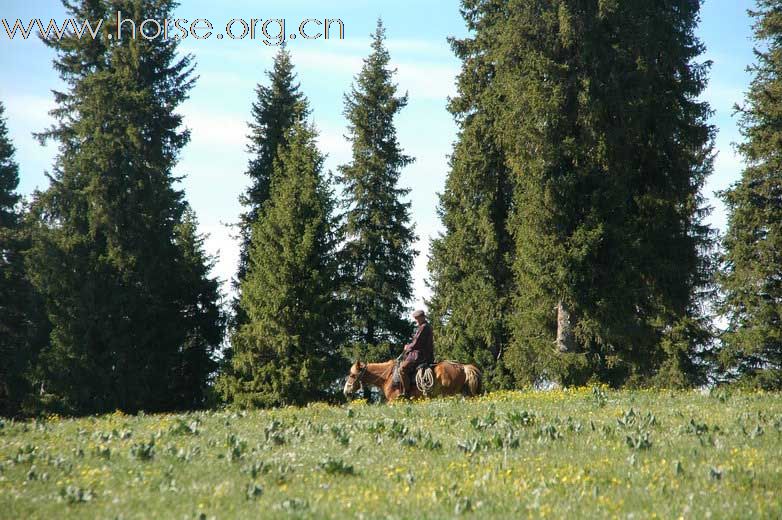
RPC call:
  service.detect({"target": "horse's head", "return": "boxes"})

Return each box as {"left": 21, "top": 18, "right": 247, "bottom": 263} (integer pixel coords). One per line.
{"left": 343, "top": 360, "right": 366, "bottom": 398}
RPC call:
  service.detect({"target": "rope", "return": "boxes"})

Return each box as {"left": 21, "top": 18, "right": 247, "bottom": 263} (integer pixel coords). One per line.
{"left": 415, "top": 367, "right": 435, "bottom": 396}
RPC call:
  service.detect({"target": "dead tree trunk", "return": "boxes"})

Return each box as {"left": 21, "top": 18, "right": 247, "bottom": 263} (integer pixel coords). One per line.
{"left": 556, "top": 300, "right": 575, "bottom": 353}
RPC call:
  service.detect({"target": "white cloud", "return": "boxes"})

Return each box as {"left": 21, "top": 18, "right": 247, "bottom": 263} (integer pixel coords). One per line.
{"left": 396, "top": 61, "right": 458, "bottom": 100}
{"left": 291, "top": 47, "right": 363, "bottom": 73}
{"left": 200, "top": 212, "right": 435, "bottom": 310}
{"left": 201, "top": 222, "right": 240, "bottom": 298}
{"left": 178, "top": 41, "right": 276, "bottom": 63}
{"left": 387, "top": 39, "right": 453, "bottom": 56}
{"left": 713, "top": 146, "right": 743, "bottom": 179}
{"left": 289, "top": 47, "right": 458, "bottom": 100}
{"left": 181, "top": 108, "right": 248, "bottom": 148}
{"left": 3, "top": 93, "right": 56, "bottom": 128}
{"left": 316, "top": 125, "right": 352, "bottom": 165}
{"left": 322, "top": 37, "right": 453, "bottom": 57}
{"left": 412, "top": 234, "right": 433, "bottom": 310}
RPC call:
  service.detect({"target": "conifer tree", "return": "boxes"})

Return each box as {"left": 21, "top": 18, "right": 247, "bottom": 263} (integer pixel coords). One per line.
{"left": 427, "top": 1, "right": 515, "bottom": 390}
{"left": 0, "top": 100, "right": 25, "bottom": 413}
{"left": 234, "top": 47, "right": 310, "bottom": 324}
{"left": 339, "top": 20, "right": 417, "bottom": 363}
{"left": 719, "top": 0, "right": 782, "bottom": 388}
{"left": 0, "top": 102, "right": 47, "bottom": 415}
{"left": 171, "top": 206, "right": 226, "bottom": 409}
{"left": 218, "top": 120, "right": 341, "bottom": 408}
{"left": 27, "top": 0, "right": 223, "bottom": 413}
{"left": 489, "top": 0, "right": 714, "bottom": 386}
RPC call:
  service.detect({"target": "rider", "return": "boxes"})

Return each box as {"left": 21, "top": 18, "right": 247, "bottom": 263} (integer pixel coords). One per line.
{"left": 399, "top": 309, "right": 434, "bottom": 397}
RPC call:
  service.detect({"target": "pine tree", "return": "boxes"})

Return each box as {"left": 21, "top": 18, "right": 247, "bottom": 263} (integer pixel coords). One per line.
{"left": 604, "top": 0, "right": 716, "bottom": 387}
{"left": 339, "top": 20, "right": 417, "bottom": 364}
{"left": 218, "top": 120, "right": 341, "bottom": 408}
{"left": 0, "top": 103, "right": 20, "bottom": 240}
{"left": 719, "top": 0, "right": 782, "bottom": 389}
{"left": 427, "top": 1, "right": 515, "bottom": 390}
{"left": 0, "top": 101, "right": 47, "bottom": 416}
{"left": 233, "top": 46, "right": 310, "bottom": 327}
{"left": 492, "top": 0, "right": 715, "bottom": 387}
{"left": 0, "top": 100, "right": 24, "bottom": 413}
{"left": 27, "top": 0, "right": 223, "bottom": 413}
{"left": 171, "top": 206, "right": 226, "bottom": 409}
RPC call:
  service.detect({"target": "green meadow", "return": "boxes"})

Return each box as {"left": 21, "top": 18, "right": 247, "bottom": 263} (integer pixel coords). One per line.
{"left": 1, "top": 388, "right": 781, "bottom": 519}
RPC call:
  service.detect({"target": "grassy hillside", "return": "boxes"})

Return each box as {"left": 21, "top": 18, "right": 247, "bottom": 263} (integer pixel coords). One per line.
{"left": 1, "top": 388, "right": 781, "bottom": 518}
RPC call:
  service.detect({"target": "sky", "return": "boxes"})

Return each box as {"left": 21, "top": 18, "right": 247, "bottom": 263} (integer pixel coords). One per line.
{"left": 0, "top": 0, "right": 756, "bottom": 310}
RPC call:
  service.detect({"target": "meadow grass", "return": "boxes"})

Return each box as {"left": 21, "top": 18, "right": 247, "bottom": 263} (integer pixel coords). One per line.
{"left": 1, "top": 388, "right": 781, "bottom": 519}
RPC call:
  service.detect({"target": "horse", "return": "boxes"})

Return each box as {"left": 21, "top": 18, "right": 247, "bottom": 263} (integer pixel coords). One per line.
{"left": 343, "top": 359, "right": 482, "bottom": 401}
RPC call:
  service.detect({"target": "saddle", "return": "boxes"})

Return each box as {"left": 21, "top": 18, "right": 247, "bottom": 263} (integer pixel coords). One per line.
{"left": 392, "top": 361, "right": 436, "bottom": 395}
{"left": 392, "top": 362, "right": 402, "bottom": 386}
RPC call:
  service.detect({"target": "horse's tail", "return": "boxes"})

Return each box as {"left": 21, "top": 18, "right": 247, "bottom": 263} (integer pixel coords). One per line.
{"left": 463, "top": 364, "right": 482, "bottom": 396}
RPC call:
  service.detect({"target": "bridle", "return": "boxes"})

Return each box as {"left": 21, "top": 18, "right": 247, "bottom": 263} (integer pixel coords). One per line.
{"left": 349, "top": 364, "right": 369, "bottom": 393}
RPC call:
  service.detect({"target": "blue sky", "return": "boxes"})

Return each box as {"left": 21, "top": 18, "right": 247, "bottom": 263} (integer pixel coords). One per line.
{"left": 0, "top": 0, "right": 755, "bottom": 308}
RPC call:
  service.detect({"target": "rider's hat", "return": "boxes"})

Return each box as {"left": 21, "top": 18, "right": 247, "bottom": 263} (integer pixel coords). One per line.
{"left": 412, "top": 309, "right": 426, "bottom": 318}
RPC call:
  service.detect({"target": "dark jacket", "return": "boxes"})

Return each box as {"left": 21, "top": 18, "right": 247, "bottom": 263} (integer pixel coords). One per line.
{"left": 403, "top": 321, "right": 434, "bottom": 365}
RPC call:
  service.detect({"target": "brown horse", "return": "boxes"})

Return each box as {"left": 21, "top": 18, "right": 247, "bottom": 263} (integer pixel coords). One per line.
{"left": 343, "top": 359, "right": 482, "bottom": 401}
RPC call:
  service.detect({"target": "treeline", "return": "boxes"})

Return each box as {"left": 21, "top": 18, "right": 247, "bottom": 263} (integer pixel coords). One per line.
{"left": 430, "top": 0, "right": 718, "bottom": 389}
{"left": 0, "top": 0, "right": 415, "bottom": 415}
{"left": 1, "top": 0, "right": 782, "bottom": 416}
{"left": 428, "top": 0, "right": 782, "bottom": 391}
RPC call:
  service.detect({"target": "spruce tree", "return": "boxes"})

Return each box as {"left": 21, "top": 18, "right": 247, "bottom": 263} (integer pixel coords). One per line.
{"left": 218, "top": 120, "right": 341, "bottom": 408}
{"left": 0, "top": 102, "right": 20, "bottom": 244}
{"left": 492, "top": 0, "right": 715, "bottom": 387}
{"left": 234, "top": 47, "right": 310, "bottom": 327}
{"left": 0, "top": 101, "right": 47, "bottom": 416}
{"left": 171, "top": 206, "right": 226, "bottom": 409}
{"left": 427, "top": 1, "right": 515, "bottom": 390}
{"left": 719, "top": 0, "right": 782, "bottom": 388}
{"left": 339, "top": 20, "right": 417, "bottom": 364}
{"left": 27, "top": 0, "right": 223, "bottom": 413}
{"left": 0, "top": 100, "right": 24, "bottom": 413}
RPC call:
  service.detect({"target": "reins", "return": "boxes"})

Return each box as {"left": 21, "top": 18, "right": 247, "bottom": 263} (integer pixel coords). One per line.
{"left": 354, "top": 364, "right": 369, "bottom": 392}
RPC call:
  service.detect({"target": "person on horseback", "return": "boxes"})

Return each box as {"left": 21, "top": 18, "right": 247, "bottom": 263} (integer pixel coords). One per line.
{"left": 399, "top": 309, "right": 434, "bottom": 397}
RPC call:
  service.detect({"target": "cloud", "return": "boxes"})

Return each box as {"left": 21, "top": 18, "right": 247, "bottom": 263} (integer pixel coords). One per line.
{"left": 178, "top": 41, "right": 276, "bottom": 63}
{"left": 315, "top": 124, "right": 352, "bottom": 166}
{"left": 412, "top": 234, "right": 434, "bottom": 310}
{"left": 200, "top": 213, "right": 436, "bottom": 310}
{"left": 396, "top": 61, "right": 458, "bottom": 100}
{"left": 713, "top": 146, "right": 743, "bottom": 178}
{"left": 289, "top": 47, "right": 458, "bottom": 100}
{"left": 291, "top": 47, "right": 363, "bottom": 73}
{"left": 2, "top": 93, "right": 56, "bottom": 128}
{"left": 324, "top": 37, "right": 454, "bottom": 58}
{"left": 201, "top": 222, "right": 240, "bottom": 297}
{"left": 387, "top": 39, "right": 454, "bottom": 57}
{"left": 180, "top": 108, "right": 248, "bottom": 148}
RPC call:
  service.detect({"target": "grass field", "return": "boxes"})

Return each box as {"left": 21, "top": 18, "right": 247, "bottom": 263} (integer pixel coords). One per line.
{"left": 1, "top": 388, "right": 781, "bottom": 519}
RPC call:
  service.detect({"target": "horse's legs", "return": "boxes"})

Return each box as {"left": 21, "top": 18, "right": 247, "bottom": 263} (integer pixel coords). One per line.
{"left": 383, "top": 381, "right": 399, "bottom": 402}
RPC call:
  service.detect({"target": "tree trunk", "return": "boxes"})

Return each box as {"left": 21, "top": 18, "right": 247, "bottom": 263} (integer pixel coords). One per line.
{"left": 556, "top": 300, "right": 575, "bottom": 353}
